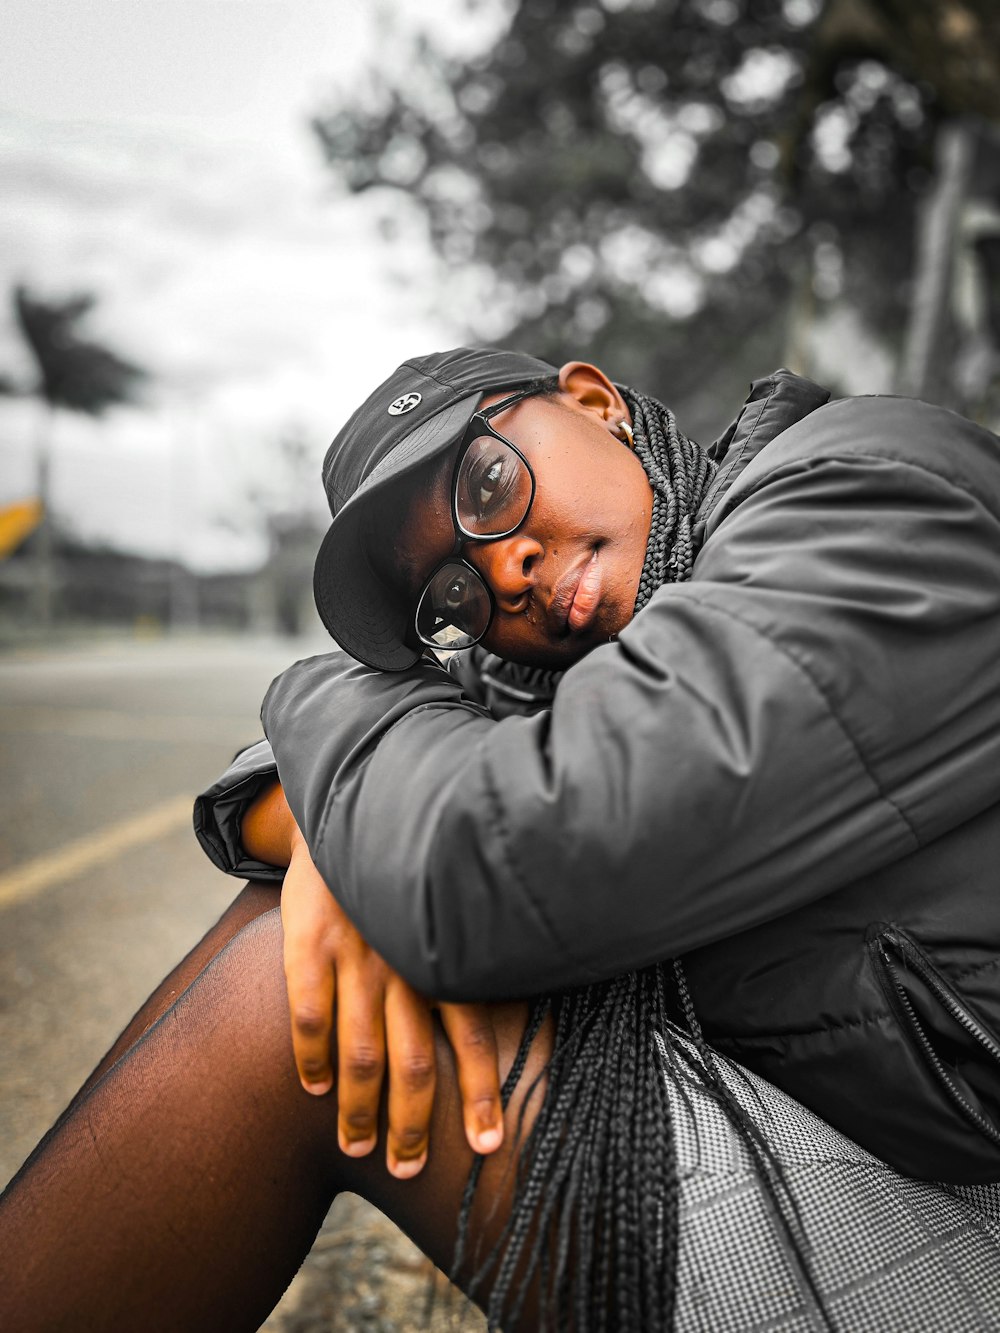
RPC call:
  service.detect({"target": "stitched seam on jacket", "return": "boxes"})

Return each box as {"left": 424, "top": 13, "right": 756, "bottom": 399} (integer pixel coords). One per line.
{"left": 725, "top": 447, "right": 1000, "bottom": 525}
{"left": 711, "top": 1008, "right": 894, "bottom": 1047}
{"left": 680, "top": 590, "right": 922, "bottom": 848}
{"left": 482, "top": 749, "right": 602, "bottom": 980}
{"left": 723, "top": 375, "right": 775, "bottom": 471}
{"left": 701, "top": 375, "right": 777, "bottom": 520}
{"left": 950, "top": 956, "right": 1000, "bottom": 985}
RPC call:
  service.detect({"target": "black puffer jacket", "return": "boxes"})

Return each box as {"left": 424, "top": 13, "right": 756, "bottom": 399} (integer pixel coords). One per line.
{"left": 196, "top": 372, "right": 1000, "bottom": 1183}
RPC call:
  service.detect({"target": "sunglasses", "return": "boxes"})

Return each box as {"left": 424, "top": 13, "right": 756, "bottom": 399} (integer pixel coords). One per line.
{"left": 413, "top": 383, "right": 544, "bottom": 652}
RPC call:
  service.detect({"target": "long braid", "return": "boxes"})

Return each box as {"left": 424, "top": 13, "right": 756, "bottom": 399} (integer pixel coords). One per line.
{"left": 622, "top": 383, "right": 717, "bottom": 610}
{"left": 451, "top": 380, "right": 827, "bottom": 1331}
{"left": 458, "top": 973, "right": 681, "bottom": 1331}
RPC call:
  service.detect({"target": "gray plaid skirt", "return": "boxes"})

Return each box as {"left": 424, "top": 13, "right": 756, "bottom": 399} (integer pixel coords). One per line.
{"left": 662, "top": 1031, "right": 1000, "bottom": 1331}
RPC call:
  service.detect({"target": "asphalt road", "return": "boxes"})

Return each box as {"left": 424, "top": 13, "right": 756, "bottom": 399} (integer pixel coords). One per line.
{"left": 0, "top": 630, "right": 485, "bottom": 1332}
{"left": 0, "top": 631, "right": 315, "bottom": 1186}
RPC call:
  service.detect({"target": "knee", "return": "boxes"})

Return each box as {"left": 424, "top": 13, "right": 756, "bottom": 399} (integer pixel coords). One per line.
{"left": 219, "top": 901, "right": 285, "bottom": 968}
{"left": 183, "top": 905, "right": 290, "bottom": 1049}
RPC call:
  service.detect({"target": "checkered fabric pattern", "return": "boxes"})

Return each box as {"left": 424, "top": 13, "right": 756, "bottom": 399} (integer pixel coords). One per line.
{"left": 657, "top": 1030, "right": 1000, "bottom": 1331}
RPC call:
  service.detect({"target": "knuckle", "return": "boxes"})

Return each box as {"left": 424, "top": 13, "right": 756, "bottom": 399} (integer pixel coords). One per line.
{"left": 292, "top": 1006, "right": 328, "bottom": 1038}
{"left": 399, "top": 1053, "right": 435, "bottom": 1091}
{"left": 344, "top": 1048, "right": 384, "bottom": 1083}
{"left": 458, "top": 1022, "right": 495, "bottom": 1054}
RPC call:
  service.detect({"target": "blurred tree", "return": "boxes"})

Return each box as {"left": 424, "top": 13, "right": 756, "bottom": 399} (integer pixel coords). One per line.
{"left": 10, "top": 284, "right": 147, "bottom": 624}
{"left": 864, "top": 0, "right": 1000, "bottom": 120}
{"left": 13, "top": 286, "right": 147, "bottom": 416}
{"left": 811, "top": 0, "right": 1000, "bottom": 401}
{"left": 312, "top": 0, "right": 1000, "bottom": 432}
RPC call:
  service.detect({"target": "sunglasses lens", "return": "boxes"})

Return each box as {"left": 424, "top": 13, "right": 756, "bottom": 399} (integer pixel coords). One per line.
{"left": 415, "top": 560, "right": 492, "bottom": 650}
{"left": 455, "top": 435, "right": 533, "bottom": 537}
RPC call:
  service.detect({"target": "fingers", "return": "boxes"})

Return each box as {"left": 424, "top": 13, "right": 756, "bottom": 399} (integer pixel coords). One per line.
{"left": 279, "top": 834, "right": 503, "bottom": 1181}
{"left": 384, "top": 977, "right": 437, "bottom": 1179}
{"left": 282, "top": 909, "right": 336, "bottom": 1096}
{"left": 335, "top": 962, "right": 387, "bottom": 1161}
{"left": 439, "top": 1002, "right": 504, "bottom": 1157}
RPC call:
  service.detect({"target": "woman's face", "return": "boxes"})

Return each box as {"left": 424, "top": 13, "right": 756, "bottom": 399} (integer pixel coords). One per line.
{"left": 392, "top": 363, "right": 654, "bottom": 669}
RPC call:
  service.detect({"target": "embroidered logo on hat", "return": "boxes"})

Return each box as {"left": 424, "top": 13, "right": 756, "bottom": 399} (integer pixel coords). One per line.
{"left": 387, "top": 392, "right": 422, "bottom": 416}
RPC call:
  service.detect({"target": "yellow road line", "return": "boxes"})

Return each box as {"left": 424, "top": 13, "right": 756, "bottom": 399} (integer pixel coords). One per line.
{"left": 0, "top": 795, "right": 193, "bottom": 909}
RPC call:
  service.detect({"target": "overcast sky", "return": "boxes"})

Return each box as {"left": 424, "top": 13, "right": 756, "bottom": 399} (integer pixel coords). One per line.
{"left": 0, "top": 0, "right": 483, "bottom": 570}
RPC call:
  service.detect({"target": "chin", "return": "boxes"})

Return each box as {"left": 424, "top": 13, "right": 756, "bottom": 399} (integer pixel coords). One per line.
{"left": 490, "top": 634, "right": 602, "bottom": 671}
{"left": 487, "top": 603, "right": 633, "bottom": 670}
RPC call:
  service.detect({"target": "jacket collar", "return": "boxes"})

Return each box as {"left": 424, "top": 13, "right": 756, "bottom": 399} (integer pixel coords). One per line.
{"left": 693, "top": 369, "right": 831, "bottom": 547}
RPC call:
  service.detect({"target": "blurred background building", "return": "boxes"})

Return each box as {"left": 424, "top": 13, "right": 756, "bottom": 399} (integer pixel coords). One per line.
{"left": 2, "top": 0, "right": 999, "bottom": 641}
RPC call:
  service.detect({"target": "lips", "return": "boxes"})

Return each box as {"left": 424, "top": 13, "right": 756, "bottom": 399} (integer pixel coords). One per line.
{"left": 549, "top": 549, "right": 603, "bottom": 634}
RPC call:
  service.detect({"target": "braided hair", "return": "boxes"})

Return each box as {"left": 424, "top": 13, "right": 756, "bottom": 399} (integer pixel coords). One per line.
{"left": 450, "top": 381, "right": 830, "bottom": 1332}
{"left": 622, "top": 384, "right": 717, "bottom": 612}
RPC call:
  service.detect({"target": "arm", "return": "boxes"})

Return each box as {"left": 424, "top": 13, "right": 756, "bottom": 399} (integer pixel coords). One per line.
{"left": 240, "top": 776, "right": 294, "bottom": 864}
{"left": 191, "top": 652, "right": 555, "bottom": 881}
{"left": 193, "top": 739, "right": 283, "bottom": 881}
{"left": 235, "top": 778, "right": 505, "bottom": 1176}
{"left": 189, "top": 648, "right": 555, "bottom": 1170}
{"left": 264, "top": 402, "right": 1000, "bottom": 1000}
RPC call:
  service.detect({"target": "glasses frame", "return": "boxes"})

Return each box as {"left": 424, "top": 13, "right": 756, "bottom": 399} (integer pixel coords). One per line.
{"left": 413, "top": 382, "right": 544, "bottom": 653}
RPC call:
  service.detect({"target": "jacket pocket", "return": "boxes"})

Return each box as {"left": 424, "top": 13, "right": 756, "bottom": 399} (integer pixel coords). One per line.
{"left": 869, "top": 924, "right": 1000, "bottom": 1149}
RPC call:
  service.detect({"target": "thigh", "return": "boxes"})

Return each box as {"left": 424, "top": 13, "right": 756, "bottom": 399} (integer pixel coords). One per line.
{"left": 0, "top": 902, "right": 551, "bottom": 1333}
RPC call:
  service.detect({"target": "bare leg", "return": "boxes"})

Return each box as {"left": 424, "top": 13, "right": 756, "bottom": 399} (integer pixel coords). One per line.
{"left": 0, "top": 904, "right": 550, "bottom": 1332}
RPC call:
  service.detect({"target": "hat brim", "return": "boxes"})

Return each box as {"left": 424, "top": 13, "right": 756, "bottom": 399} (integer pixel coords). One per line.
{"left": 313, "top": 391, "right": 480, "bottom": 670}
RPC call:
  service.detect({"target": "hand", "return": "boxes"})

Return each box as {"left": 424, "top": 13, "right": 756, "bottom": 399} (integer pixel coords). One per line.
{"left": 280, "top": 828, "right": 504, "bottom": 1178}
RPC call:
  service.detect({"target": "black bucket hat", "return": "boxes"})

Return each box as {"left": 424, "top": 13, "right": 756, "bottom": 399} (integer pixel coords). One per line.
{"left": 313, "top": 346, "right": 557, "bottom": 671}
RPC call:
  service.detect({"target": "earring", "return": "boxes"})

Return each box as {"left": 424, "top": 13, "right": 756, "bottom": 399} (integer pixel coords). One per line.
{"left": 617, "top": 419, "right": 634, "bottom": 447}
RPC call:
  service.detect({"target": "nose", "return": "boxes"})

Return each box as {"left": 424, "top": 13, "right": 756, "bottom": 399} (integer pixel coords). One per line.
{"left": 466, "top": 534, "right": 542, "bottom": 613}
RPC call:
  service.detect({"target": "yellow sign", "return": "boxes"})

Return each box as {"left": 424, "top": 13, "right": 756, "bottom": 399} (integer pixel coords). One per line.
{"left": 0, "top": 499, "right": 43, "bottom": 559}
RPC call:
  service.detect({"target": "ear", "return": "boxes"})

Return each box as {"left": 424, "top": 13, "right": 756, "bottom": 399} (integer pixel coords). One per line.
{"left": 557, "top": 361, "right": 631, "bottom": 433}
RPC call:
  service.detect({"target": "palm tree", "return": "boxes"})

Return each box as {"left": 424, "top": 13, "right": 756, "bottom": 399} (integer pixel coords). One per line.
{"left": 12, "top": 284, "right": 147, "bottom": 625}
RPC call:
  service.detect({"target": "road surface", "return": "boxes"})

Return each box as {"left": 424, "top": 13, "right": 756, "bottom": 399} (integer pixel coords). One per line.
{"left": 0, "top": 631, "right": 483, "bottom": 1331}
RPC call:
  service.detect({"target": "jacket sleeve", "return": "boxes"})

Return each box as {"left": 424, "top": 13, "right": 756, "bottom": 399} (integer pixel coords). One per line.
{"left": 189, "top": 652, "right": 550, "bottom": 881}
{"left": 263, "top": 402, "right": 1000, "bottom": 1001}
{"left": 192, "top": 739, "right": 284, "bottom": 882}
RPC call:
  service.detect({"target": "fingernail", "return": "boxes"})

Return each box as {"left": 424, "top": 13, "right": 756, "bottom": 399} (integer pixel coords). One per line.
{"left": 389, "top": 1152, "right": 427, "bottom": 1180}
{"left": 304, "top": 1079, "right": 332, "bottom": 1096}
{"left": 476, "top": 1126, "right": 502, "bottom": 1153}
{"left": 341, "top": 1135, "right": 376, "bottom": 1158}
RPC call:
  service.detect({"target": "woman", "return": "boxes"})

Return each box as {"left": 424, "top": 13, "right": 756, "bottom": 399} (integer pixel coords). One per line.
{"left": 2, "top": 346, "right": 1000, "bottom": 1330}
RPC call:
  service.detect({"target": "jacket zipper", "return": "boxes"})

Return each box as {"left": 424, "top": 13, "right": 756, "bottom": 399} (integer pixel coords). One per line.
{"left": 876, "top": 927, "right": 1000, "bottom": 1147}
